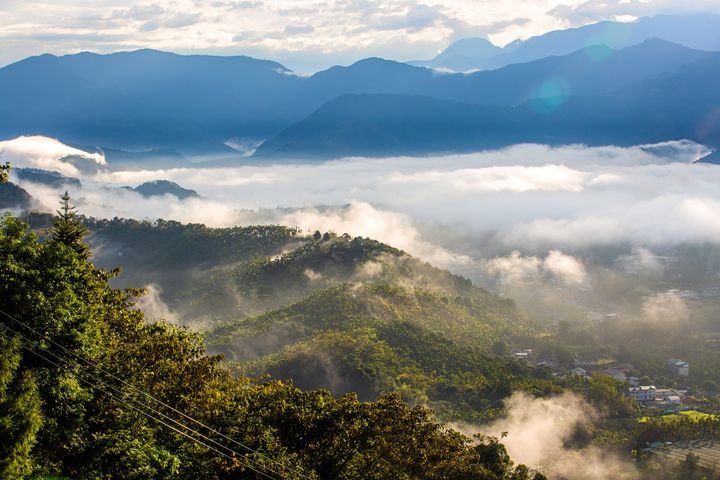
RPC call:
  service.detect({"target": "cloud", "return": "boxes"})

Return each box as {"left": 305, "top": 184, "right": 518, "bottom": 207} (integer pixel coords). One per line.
{"left": 485, "top": 250, "right": 587, "bottom": 284}
{"left": 470, "top": 392, "right": 639, "bottom": 479}
{"left": 642, "top": 291, "right": 689, "bottom": 326}
{"left": 284, "top": 24, "right": 315, "bottom": 35}
{"left": 0, "top": 135, "right": 106, "bottom": 176}
{"left": 616, "top": 246, "right": 664, "bottom": 274}
{"left": 390, "top": 164, "right": 589, "bottom": 193}
{"left": 549, "top": 0, "right": 719, "bottom": 24}
{"left": 485, "top": 251, "right": 543, "bottom": 282}
{"left": 135, "top": 283, "right": 178, "bottom": 324}
{"left": 7, "top": 135, "right": 720, "bottom": 275}
{"left": 544, "top": 249, "right": 588, "bottom": 284}
{"left": 270, "top": 202, "right": 473, "bottom": 270}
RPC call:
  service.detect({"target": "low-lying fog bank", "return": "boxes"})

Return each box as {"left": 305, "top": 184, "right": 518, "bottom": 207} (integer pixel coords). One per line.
{"left": 4, "top": 136, "right": 720, "bottom": 303}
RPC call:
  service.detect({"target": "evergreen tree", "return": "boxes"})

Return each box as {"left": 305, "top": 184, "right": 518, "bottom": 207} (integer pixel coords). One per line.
{"left": 0, "top": 161, "right": 9, "bottom": 183}
{"left": 52, "top": 191, "right": 89, "bottom": 257}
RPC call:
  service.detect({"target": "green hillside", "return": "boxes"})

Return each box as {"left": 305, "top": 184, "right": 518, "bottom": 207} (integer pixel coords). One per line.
{"left": 208, "top": 283, "right": 556, "bottom": 421}
{"left": 17, "top": 212, "right": 556, "bottom": 423}
{"left": 0, "top": 209, "right": 546, "bottom": 479}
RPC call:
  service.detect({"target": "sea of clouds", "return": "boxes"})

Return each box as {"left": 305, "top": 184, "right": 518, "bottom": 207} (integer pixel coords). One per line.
{"left": 2, "top": 135, "right": 718, "bottom": 279}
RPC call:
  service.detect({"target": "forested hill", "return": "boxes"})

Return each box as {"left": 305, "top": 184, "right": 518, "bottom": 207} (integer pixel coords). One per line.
{"left": 0, "top": 209, "right": 547, "bottom": 479}
{"left": 21, "top": 212, "right": 556, "bottom": 424}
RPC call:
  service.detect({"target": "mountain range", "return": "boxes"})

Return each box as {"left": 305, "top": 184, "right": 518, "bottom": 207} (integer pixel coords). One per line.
{"left": 2, "top": 14, "right": 719, "bottom": 162}
{"left": 413, "top": 14, "right": 720, "bottom": 72}
{"left": 257, "top": 52, "right": 720, "bottom": 158}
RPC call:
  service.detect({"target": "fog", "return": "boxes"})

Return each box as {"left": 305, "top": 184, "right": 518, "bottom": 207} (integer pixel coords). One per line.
{"left": 470, "top": 392, "right": 640, "bottom": 480}
{"left": 6, "top": 136, "right": 720, "bottom": 278}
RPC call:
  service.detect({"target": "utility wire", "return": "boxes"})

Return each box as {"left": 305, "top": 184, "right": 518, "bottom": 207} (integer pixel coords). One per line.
{"left": 0, "top": 319, "right": 283, "bottom": 480}
{"left": 0, "top": 307, "right": 313, "bottom": 480}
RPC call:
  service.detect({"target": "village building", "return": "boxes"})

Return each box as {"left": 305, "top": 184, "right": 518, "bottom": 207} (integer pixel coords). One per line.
{"left": 668, "top": 359, "right": 689, "bottom": 377}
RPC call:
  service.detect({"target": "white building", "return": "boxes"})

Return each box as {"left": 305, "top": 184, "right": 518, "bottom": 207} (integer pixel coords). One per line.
{"left": 511, "top": 349, "right": 533, "bottom": 360}
{"left": 570, "top": 367, "right": 588, "bottom": 377}
{"left": 668, "top": 359, "right": 689, "bottom": 377}
{"left": 629, "top": 385, "right": 657, "bottom": 402}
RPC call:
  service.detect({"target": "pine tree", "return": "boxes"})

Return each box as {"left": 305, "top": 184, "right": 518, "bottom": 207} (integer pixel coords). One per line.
{"left": 51, "top": 191, "right": 89, "bottom": 257}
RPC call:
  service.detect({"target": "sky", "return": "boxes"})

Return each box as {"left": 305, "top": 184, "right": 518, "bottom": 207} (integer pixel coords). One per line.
{"left": 1, "top": 0, "right": 718, "bottom": 73}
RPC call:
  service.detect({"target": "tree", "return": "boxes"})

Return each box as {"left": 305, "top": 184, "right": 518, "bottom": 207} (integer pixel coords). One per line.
{"left": 51, "top": 191, "right": 89, "bottom": 257}
{"left": 492, "top": 340, "right": 509, "bottom": 356}
{"left": 0, "top": 162, "right": 9, "bottom": 183}
{"left": 701, "top": 380, "right": 718, "bottom": 394}
{"left": 1, "top": 211, "right": 547, "bottom": 480}
{"left": 0, "top": 335, "right": 43, "bottom": 479}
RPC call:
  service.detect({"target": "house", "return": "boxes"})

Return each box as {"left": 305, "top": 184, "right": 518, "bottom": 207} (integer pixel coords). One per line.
{"left": 629, "top": 386, "right": 657, "bottom": 402}
{"left": 668, "top": 359, "right": 689, "bottom": 377}
{"left": 603, "top": 367, "right": 628, "bottom": 383}
{"left": 511, "top": 349, "right": 533, "bottom": 361}
{"left": 570, "top": 367, "right": 588, "bottom": 377}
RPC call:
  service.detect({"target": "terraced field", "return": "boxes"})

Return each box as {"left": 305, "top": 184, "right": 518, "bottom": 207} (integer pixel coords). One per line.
{"left": 656, "top": 440, "right": 720, "bottom": 470}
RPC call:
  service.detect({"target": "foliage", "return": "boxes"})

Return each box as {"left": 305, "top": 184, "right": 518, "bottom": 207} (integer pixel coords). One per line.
{"left": 585, "top": 373, "right": 639, "bottom": 418}
{"left": 0, "top": 336, "right": 43, "bottom": 479}
{"left": 0, "top": 211, "right": 541, "bottom": 479}
{"left": 51, "top": 192, "right": 89, "bottom": 257}
{"left": 1, "top": 162, "right": 9, "bottom": 183}
{"left": 213, "top": 283, "right": 558, "bottom": 422}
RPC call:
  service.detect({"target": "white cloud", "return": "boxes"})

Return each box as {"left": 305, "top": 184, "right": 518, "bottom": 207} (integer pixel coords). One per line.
{"left": 485, "top": 250, "right": 587, "bottom": 284}
{"left": 485, "top": 251, "right": 543, "bottom": 282}
{"left": 464, "top": 392, "right": 640, "bottom": 480}
{"left": 390, "top": 164, "right": 588, "bottom": 193}
{"left": 271, "top": 202, "right": 473, "bottom": 270}
{"left": 616, "top": 246, "right": 663, "bottom": 274}
{"left": 550, "top": 0, "right": 720, "bottom": 24}
{"left": 544, "top": 249, "right": 588, "bottom": 284}
{"left": 0, "top": 135, "right": 106, "bottom": 176}
{"left": 642, "top": 291, "right": 689, "bottom": 326}
{"left": 135, "top": 283, "right": 178, "bottom": 323}
{"left": 7, "top": 135, "right": 720, "bottom": 275}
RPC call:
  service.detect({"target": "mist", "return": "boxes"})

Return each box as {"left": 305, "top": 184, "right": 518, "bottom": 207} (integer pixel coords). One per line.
{"left": 473, "top": 392, "right": 640, "bottom": 480}
{"left": 7, "top": 136, "right": 720, "bottom": 292}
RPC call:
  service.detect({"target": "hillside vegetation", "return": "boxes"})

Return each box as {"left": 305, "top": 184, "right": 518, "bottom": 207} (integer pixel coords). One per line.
{"left": 0, "top": 202, "right": 547, "bottom": 479}
{"left": 21, "top": 211, "right": 555, "bottom": 424}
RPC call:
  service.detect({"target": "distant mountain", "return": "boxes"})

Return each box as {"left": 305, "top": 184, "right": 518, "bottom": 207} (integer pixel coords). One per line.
{"left": 13, "top": 168, "right": 81, "bottom": 188}
{"left": 0, "top": 182, "right": 33, "bottom": 210}
{"left": 410, "top": 37, "right": 504, "bottom": 71}
{"left": 428, "top": 39, "right": 712, "bottom": 106}
{"left": 125, "top": 180, "right": 200, "bottom": 199}
{"left": 417, "top": 14, "right": 720, "bottom": 71}
{"left": 0, "top": 49, "right": 301, "bottom": 154}
{"left": 305, "top": 39, "right": 710, "bottom": 108}
{"left": 253, "top": 94, "right": 518, "bottom": 158}
{"left": 0, "top": 32, "right": 714, "bottom": 161}
{"left": 256, "top": 53, "right": 720, "bottom": 158}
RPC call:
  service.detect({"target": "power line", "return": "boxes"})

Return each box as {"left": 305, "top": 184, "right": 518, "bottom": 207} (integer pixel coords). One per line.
{"left": 0, "top": 307, "right": 313, "bottom": 480}
{"left": 0, "top": 320, "right": 283, "bottom": 480}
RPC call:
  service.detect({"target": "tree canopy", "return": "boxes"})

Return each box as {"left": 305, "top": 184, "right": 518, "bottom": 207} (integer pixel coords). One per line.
{"left": 0, "top": 201, "right": 543, "bottom": 479}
